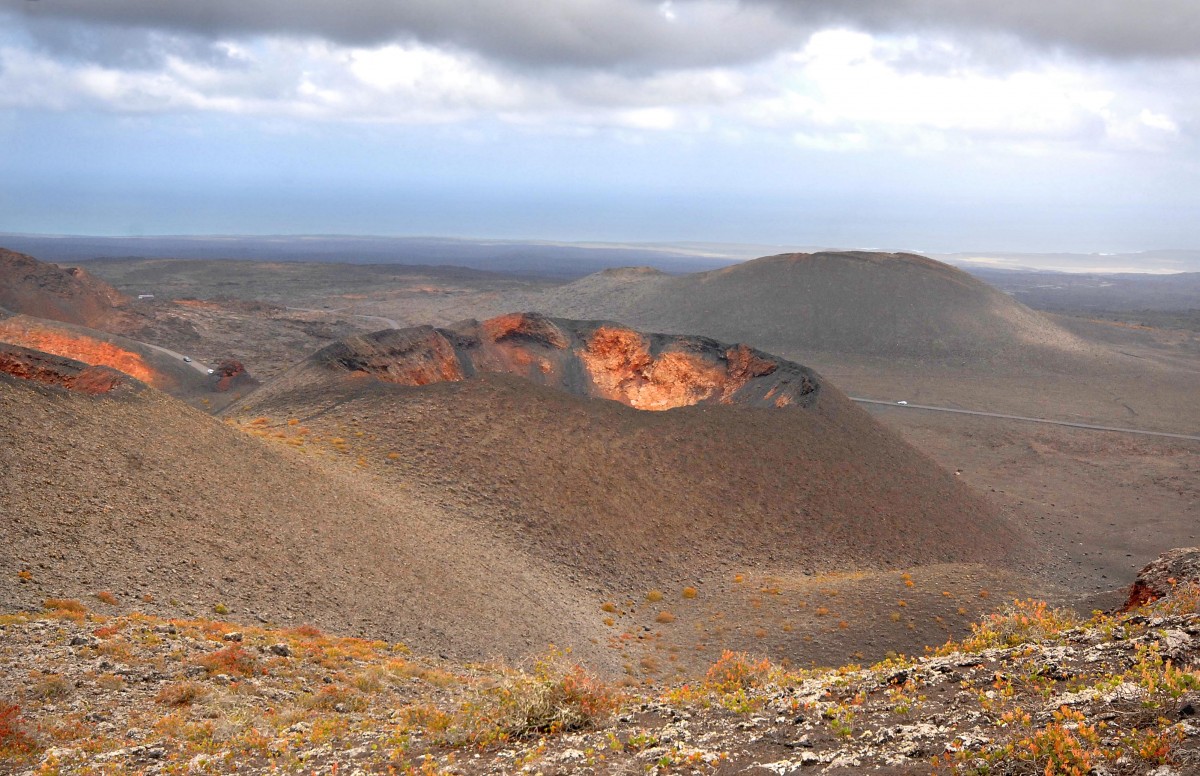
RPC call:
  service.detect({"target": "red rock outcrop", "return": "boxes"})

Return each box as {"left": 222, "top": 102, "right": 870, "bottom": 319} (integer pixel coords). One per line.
{"left": 214, "top": 359, "right": 253, "bottom": 392}
{"left": 1123, "top": 547, "right": 1200, "bottom": 610}
{"left": 305, "top": 313, "right": 819, "bottom": 411}
{"left": 0, "top": 344, "right": 127, "bottom": 394}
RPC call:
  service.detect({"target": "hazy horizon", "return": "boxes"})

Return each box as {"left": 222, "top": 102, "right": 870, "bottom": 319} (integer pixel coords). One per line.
{"left": 4, "top": 231, "right": 1199, "bottom": 275}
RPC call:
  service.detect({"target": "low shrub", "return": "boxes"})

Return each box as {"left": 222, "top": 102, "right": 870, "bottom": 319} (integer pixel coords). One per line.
{"left": 196, "top": 645, "right": 261, "bottom": 677}
{"left": 0, "top": 705, "right": 34, "bottom": 757}
{"left": 704, "top": 651, "right": 773, "bottom": 694}
{"left": 464, "top": 652, "right": 621, "bottom": 744}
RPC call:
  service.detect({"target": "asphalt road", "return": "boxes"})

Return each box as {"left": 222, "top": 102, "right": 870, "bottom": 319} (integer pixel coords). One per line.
{"left": 140, "top": 341, "right": 212, "bottom": 375}
{"left": 851, "top": 398, "right": 1200, "bottom": 442}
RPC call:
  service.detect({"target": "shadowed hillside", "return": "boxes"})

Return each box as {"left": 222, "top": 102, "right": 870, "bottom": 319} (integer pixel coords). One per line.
{"left": 529, "top": 252, "right": 1089, "bottom": 362}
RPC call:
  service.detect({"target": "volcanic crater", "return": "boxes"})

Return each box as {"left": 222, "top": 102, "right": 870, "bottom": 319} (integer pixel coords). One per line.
{"left": 306, "top": 312, "right": 819, "bottom": 411}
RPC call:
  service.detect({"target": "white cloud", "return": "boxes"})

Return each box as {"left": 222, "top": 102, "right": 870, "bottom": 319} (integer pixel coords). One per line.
{"left": 731, "top": 31, "right": 1191, "bottom": 154}
{"left": 1139, "top": 108, "right": 1179, "bottom": 133}
{"left": 0, "top": 21, "right": 1193, "bottom": 159}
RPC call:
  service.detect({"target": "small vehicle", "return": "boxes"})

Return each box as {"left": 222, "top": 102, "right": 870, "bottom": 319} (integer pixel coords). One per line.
{"left": 207, "top": 368, "right": 215, "bottom": 375}
{"left": 182, "top": 356, "right": 192, "bottom": 362}
{"left": 896, "top": 400, "right": 908, "bottom": 405}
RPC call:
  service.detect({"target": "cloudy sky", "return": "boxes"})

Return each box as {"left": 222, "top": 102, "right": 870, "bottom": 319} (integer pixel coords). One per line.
{"left": 1, "top": 0, "right": 1198, "bottom": 253}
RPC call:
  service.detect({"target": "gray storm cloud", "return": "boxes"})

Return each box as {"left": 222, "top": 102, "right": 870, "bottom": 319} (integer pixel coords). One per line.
{"left": 11, "top": 0, "right": 1200, "bottom": 70}
{"left": 750, "top": 0, "right": 1200, "bottom": 60}
{"left": 11, "top": 0, "right": 794, "bottom": 70}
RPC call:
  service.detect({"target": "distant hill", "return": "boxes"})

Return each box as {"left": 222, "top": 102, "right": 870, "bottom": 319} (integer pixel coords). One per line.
{"left": 528, "top": 251, "right": 1089, "bottom": 362}
{"left": 0, "top": 247, "right": 140, "bottom": 332}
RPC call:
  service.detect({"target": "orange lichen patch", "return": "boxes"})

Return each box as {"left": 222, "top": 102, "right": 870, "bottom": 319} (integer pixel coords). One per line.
{"left": 0, "top": 322, "right": 161, "bottom": 387}
{"left": 774, "top": 395, "right": 793, "bottom": 408}
{"left": 482, "top": 313, "right": 570, "bottom": 349}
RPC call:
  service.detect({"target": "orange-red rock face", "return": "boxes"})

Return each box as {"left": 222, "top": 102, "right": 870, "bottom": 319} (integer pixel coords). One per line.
{"left": 0, "top": 319, "right": 163, "bottom": 387}
{"left": 311, "top": 314, "right": 820, "bottom": 412}
{"left": 580, "top": 327, "right": 731, "bottom": 410}
{"left": 0, "top": 346, "right": 125, "bottom": 394}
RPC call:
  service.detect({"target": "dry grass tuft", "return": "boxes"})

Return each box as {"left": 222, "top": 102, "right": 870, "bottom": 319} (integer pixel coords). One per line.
{"left": 42, "top": 598, "right": 86, "bottom": 614}
{"left": 156, "top": 681, "right": 208, "bottom": 707}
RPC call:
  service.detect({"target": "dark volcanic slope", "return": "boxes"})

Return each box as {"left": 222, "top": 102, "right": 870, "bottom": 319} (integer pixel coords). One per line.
{"left": 235, "top": 314, "right": 1026, "bottom": 584}
{"left": 531, "top": 252, "right": 1088, "bottom": 361}
{"left": 0, "top": 247, "right": 138, "bottom": 331}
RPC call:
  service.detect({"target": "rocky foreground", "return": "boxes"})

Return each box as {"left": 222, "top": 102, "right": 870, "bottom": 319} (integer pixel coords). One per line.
{"left": 4, "top": 558, "right": 1200, "bottom": 776}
